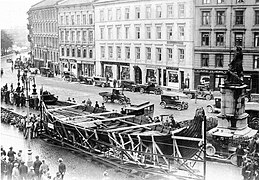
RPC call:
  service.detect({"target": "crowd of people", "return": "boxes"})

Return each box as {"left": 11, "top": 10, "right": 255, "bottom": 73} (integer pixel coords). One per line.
{"left": 1, "top": 83, "right": 39, "bottom": 110}
{"left": 1, "top": 146, "right": 66, "bottom": 180}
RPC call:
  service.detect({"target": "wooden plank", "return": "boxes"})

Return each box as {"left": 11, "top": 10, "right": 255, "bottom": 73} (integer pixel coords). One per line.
{"left": 119, "top": 119, "right": 151, "bottom": 130}
{"left": 171, "top": 135, "right": 203, "bottom": 142}
{"left": 107, "top": 122, "right": 161, "bottom": 132}
{"left": 74, "top": 115, "right": 136, "bottom": 125}
{"left": 60, "top": 111, "right": 116, "bottom": 121}
{"left": 48, "top": 104, "right": 81, "bottom": 112}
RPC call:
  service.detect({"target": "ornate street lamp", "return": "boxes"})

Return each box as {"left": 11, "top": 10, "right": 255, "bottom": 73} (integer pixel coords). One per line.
{"left": 22, "top": 69, "right": 37, "bottom": 167}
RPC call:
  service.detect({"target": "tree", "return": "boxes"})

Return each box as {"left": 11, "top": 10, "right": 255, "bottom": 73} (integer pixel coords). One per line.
{"left": 1, "top": 30, "right": 13, "bottom": 55}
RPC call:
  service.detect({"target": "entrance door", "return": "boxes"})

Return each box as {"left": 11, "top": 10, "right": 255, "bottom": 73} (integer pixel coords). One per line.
{"left": 134, "top": 66, "right": 142, "bottom": 84}
{"left": 163, "top": 69, "right": 167, "bottom": 86}
{"left": 180, "top": 71, "right": 184, "bottom": 89}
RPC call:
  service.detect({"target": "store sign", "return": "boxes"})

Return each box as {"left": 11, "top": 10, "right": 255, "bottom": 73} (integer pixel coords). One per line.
{"left": 195, "top": 69, "right": 227, "bottom": 73}
{"left": 166, "top": 66, "right": 178, "bottom": 70}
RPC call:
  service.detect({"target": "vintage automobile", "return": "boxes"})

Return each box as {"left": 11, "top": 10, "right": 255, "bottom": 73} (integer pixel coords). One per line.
{"left": 119, "top": 80, "right": 136, "bottom": 91}
{"left": 62, "top": 71, "right": 77, "bottom": 82}
{"left": 160, "top": 92, "right": 188, "bottom": 111}
{"left": 41, "top": 90, "right": 58, "bottom": 105}
{"left": 99, "top": 88, "right": 130, "bottom": 105}
{"left": 29, "top": 68, "right": 40, "bottom": 75}
{"left": 40, "top": 67, "right": 54, "bottom": 77}
{"left": 183, "top": 84, "right": 213, "bottom": 100}
{"left": 132, "top": 82, "right": 163, "bottom": 95}
{"left": 92, "top": 76, "right": 110, "bottom": 87}
{"left": 78, "top": 75, "right": 93, "bottom": 85}
{"left": 206, "top": 97, "right": 221, "bottom": 113}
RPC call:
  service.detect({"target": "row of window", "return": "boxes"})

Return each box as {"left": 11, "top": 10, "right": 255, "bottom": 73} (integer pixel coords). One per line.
{"left": 99, "top": 3, "right": 185, "bottom": 22}
{"left": 200, "top": 32, "right": 259, "bottom": 47}
{"left": 99, "top": 45, "right": 185, "bottom": 62}
{"left": 31, "top": 9, "right": 56, "bottom": 21}
{"left": 60, "top": 13, "right": 93, "bottom": 26}
{"left": 201, "top": 10, "right": 259, "bottom": 26}
{"left": 34, "top": 49, "right": 58, "bottom": 62}
{"left": 60, "top": 47, "right": 93, "bottom": 59}
{"left": 201, "top": 54, "right": 259, "bottom": 69}
{"left": 202, "top": 0, "right": 259, "bottom": 4}
{"left": 34, "top": 36, "right": 59, "bottom": 49}
{"left": 60, "top": 30, "right": 94, "bottom": 43}
{"left": 32, "top": 23, "right": 58, "bottom": 34}
{"left": 99, "top": 24, "right": 185, "bottom": 41}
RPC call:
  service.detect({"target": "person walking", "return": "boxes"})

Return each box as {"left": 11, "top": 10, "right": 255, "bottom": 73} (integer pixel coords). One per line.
{"left": 33, "top": 156, "right": 42, "bottom": 180}
{"left": 19, "top": 161, "right": 28, "bottom": 180}
{"left": 86, "top": 98, "right": 92, "bottom": 107}
{"left": 6, "top": 158, "right": 13, "bottom": 180}
{"left": 1, "top": 157, "right": 7, "bottom": 180}
{"left": 58, "top": 158, "right": 66, "bottom": 180}
{"left": 7, "top": 147, "right": 16, "bottom": 163}
{"left": 93, "top": 101, "right": 99, "bottom": 113}
{"left": 12, "top": 163, "right": 20, "bottom": 180}
{"left": 27, "top": 167, "right": 36, "bottom": 180}
{"left": 39, "top": 159, "right": 49, "bottom": 178}
{"left": 236, "top": 144, "right": 245, "bottom": 167}
{"left": 113, "top": 79, "right": 117, "bottom": 88}
{"left": 1, "top": 145, "right": 6, "bottom": 156}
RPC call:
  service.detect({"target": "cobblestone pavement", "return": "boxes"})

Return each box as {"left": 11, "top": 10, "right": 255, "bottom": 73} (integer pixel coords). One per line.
{"left": 0, "top": 53, "right": 243, "bottom": 180}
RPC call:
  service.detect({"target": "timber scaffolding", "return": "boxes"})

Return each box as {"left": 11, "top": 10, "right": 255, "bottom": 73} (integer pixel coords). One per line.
{"left": 40, "top": 101, "right": 206, "bottom": 180}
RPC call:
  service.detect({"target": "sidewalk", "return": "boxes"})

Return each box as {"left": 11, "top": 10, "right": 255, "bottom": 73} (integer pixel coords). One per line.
{"left": 1, "top": 102, "right": 39, "bottom": 116}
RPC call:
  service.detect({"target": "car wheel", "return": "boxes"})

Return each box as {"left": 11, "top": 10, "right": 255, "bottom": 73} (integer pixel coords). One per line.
{"left": 160, "top": 101, "right": 166, "bottom": 108}
{"left": 176, "top": 105, "right": 182, "bottom": 111}
{"left": 101, "top": 83, "right": 105, "bottom": 88}
{"left": 103, "top": 96, "right": 108, "bottom": 103}
{"left": 131, "top": 87, "right": 135, "bottom": 92}
{"left": 207, "top": 106, "right": 213, "bottom": 113}
{"left": 140, "top": 88, "right": 145, "bottom": 94}
{"left": 187, "top": 94, "right": 193, "bottom": 99}
{"left": 205, "top": 94, "right": 212, "bottom": 101}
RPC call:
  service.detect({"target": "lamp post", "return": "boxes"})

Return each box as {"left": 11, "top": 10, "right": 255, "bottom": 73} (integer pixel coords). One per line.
{"left": 22, "top": 69, "right": 37, "bottom": 167}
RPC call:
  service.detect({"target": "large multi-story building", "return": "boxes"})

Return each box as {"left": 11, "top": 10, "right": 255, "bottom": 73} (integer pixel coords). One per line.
{"left": 57, "top": 0, "right": 95, "bottom": 78}
{"left": 94, "top": 0, "right": 195, "bottom": 90}
{"left": 194, "top": 0, "right": 259, "bottom": 93}
{"left": 27, "top": 0, "right": 61, "bottom": 74}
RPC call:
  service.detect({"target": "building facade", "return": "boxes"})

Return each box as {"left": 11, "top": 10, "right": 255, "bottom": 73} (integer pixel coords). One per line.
{"left": 194, "top": 0, "right": 259, "bottom": 93}
{"left": 57, "top": 0, "right": 95, "bottom": 78}
{"left": 94, "top": 0, "right": 195, "bottom": 90}
{"left": 27, "top": 0, "right": 60, "bottom": 74}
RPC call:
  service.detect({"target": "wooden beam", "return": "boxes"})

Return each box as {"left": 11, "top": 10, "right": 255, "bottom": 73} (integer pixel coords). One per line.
{"left": 171, "top": 135, "right": 203, "bottom": 142}
{"left": 74, "top": 115, "right": 136, "bottom": 125}
{"left": 48, "top": 104, "right": 81, "bottom": 112}
{"left": 107, "top": 122, "right": 161, "bottom": 132}
{"left": 60, "top": 111, "right": 116, "bottom": 121}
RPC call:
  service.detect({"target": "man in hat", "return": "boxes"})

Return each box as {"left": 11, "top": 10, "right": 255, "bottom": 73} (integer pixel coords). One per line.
{"left": 27, "top": 167, "right": 36, "bottom": 180}
{"left": 7, "top": 147, "right": 16, "bottom": 162}
{"left": 12, "top": 163, "right": 20, "bottom": 180}
{"left": 39, "top": 159, "right": 49, "bottom": 178}
{"left": 58, "top": 158, "right": 66, "bottom": 180}
{"left": 1, "top": 145, "right": 6, "bottom": 156}
{"left": 33, "top": 155, "right": 42, "bottom": 179}
{"left": 1, "top": 157, "right": 7, "bottom": 180}
{"left": 19, "top": 161, "right": 28, "bottom": 180}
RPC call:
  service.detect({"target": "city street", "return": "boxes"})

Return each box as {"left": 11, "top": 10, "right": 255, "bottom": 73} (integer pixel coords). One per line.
{"left": 0, "top": 53, "right": 243, "bottom": 180}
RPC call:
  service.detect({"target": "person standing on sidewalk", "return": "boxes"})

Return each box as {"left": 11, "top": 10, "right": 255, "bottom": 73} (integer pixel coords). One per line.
{"left": 33, "top": 155, "right": 42, "bottom": 180}
{"left": 7, "top": 147, "right": 16, "bottom": 162}
{"left": 58, "top": 158, "right": 66, "bottom": 180}
{"left": 1, "top": 157, "right": 7, "bottom": 180}
{"left": 19, "top": 161, "right": 28, "bottom": 180}
{"left": 12, "top": 163, "right": 20, "bottom": 180}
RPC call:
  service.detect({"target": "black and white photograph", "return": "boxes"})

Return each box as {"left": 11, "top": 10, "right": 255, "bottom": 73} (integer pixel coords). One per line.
{"left": 1, "top": 0, "right": 259, "bottom": 180}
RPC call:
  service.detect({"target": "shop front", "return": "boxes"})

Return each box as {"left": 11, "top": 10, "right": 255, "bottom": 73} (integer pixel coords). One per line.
{"left": 101, "top": 61, "right": 130, "bottom": 80}
{"left": 194, "top": 69, "right": 227, "bottom": 91}
{"left": 77, "top": 61, "right": 95, "bottom": 77}
{"left": 165, "top": 67, "right": 180, "bottom": 90}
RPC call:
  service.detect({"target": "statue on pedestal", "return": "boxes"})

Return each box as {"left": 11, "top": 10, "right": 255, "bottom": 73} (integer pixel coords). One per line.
{"left": 225, "top": 46, "right": 244, "bottom": 85}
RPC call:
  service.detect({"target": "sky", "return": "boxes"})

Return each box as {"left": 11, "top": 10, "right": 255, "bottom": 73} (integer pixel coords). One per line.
{"left": 0, "top": 0, "right": 41, "bottom": 29}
